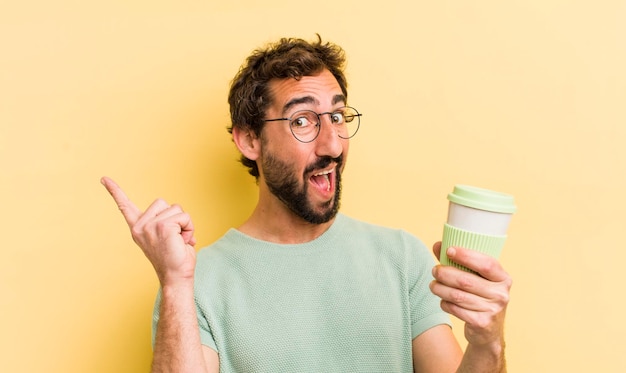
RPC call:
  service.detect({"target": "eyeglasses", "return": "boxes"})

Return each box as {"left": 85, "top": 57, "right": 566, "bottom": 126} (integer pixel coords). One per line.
{"left": 264, "top": 106, "right": 362, "bottom": 143}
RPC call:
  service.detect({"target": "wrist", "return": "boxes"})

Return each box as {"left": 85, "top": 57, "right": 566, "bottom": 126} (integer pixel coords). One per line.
{"left": 156, "top": 267, "right": 195, "bottom": 288}
{"left": 159, "top": 277, "right": 195, "bottom": 296}
{"left": 469, "top": 338, "right": 505, "bottom": 356}
{"left": 461, "top": 339, "right": 506, "bottom": 373}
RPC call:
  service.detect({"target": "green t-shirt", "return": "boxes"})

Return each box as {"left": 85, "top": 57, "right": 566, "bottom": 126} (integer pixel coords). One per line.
{"left": 153, "top": 213, "right": 450, "bottom": 372}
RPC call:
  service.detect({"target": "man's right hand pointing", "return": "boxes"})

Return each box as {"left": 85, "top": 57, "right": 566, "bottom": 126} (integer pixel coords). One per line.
{"left": 101, "top": 176, "right": 197, "bottom": 285}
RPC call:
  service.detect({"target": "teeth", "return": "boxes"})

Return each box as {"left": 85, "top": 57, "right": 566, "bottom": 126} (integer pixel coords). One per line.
{"left": 324, "top": 174, "right": 330, "bottom": 191}
{"left": 313, "top": 169, "right": 333, "bottom": 176}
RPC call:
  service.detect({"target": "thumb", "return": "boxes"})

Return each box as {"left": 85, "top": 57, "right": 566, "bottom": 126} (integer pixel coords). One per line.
{"left": 432, "top": 241, "right": 443, "bottom": 263}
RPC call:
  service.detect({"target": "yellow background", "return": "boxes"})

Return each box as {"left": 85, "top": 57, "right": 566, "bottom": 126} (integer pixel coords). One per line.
{"left": 2, "top": 1, "right": 625, "bottom": 372}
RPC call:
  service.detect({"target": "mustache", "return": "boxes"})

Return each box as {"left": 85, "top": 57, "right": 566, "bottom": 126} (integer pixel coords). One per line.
{"left": 305, "top": 155, "right": 343, "bottom": 174}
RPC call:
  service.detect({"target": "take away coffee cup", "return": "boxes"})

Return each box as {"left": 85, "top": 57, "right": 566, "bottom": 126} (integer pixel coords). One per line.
{"left": 440, "top": 185, "right": 517, "bottom": 272}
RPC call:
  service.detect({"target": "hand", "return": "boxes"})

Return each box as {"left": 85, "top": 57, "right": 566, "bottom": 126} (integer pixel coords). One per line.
{"left": 430, "top": 242, "right": 512, "bottom": 348}
{"left": 101, "top": 176, "right": 197, "bottom": 286}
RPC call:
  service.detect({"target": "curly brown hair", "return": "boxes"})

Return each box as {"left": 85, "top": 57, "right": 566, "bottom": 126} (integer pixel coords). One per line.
{"left": 227, "top": 35, "right": 348, "bottom": 178}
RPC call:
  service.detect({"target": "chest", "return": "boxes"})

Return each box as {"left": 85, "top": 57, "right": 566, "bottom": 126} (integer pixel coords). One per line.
{"left": 198, "top": 250, "right": 413, "bottom": 371}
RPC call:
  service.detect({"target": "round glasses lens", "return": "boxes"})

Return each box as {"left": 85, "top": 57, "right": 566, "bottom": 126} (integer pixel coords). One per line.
{"left": 337, "top": 107, "right": 360, "bottom": 139}
{"left": 290, "top": 110, "right": 320, "bottom": 142}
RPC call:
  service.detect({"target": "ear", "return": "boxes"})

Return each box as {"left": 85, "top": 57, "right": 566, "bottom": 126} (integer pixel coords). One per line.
{"left": 232, "top": 126, "right": 261, "bottom": 161}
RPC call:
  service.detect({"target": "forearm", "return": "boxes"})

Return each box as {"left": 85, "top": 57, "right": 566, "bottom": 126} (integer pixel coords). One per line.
{"left": 151, "top": 282, "right": 207, "bottom": 373}
{"left": 456, "top": 340, "right": 506, "bottom": 373}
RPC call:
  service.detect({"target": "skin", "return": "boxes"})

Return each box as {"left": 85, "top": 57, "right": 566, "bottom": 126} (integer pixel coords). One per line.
{"left": 233, "top": 69, "right": 347, "bottom": 243}
{"left": 429, "top": 244, "right": 511, "bottom": 372}
{"left": 102, "top": 69, "right": 511, "bottom": 373}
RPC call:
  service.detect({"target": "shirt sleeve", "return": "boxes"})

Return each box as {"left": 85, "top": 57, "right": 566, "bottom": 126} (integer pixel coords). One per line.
{"left": 402, "top": 232, "right": 452, "bottom": 339}
{"left": 150, "top": 288, "right": 219, "bottom": 352}
{"left": 195, "top": 295, "right": 218, "bottom": 352}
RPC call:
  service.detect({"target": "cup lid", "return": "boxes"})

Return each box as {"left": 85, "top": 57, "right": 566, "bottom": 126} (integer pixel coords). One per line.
{"left": 448, "top": 184, "right": 517, "bottom": 213}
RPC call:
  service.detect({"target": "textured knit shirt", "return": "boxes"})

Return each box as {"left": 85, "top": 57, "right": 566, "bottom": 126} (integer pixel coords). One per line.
{"left": 152, "top": 213, "right": 450, "bottom": 372}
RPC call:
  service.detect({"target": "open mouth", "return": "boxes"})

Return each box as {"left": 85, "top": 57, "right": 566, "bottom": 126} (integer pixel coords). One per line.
{"left": 310, "top": 168, "right": 334, "bottom": 193}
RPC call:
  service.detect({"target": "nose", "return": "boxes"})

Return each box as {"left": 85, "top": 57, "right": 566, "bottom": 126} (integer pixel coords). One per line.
{"left": 314, "top": 115, "right": 345, "bottom": 158}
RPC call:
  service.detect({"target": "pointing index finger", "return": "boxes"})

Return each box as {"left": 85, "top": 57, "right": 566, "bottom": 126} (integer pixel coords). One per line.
{"left": 100, "top": 176, "right": 141, "bottom": 225}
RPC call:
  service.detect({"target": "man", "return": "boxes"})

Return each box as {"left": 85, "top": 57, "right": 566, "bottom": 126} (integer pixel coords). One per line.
{"left": 102, "top": 35, "right": 511, "bottom": 372}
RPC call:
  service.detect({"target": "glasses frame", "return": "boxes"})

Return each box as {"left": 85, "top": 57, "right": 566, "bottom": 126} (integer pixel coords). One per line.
{"left": 264, "top": 106, "right": 362, "bottom": 143}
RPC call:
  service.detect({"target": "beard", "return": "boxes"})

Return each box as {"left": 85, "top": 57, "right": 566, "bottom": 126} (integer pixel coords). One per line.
{"left": 262, "top": 152, "right": 343, "bottom": 224}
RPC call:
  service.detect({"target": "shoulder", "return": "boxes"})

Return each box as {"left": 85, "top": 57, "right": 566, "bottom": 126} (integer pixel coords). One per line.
{"left": 195, "top": 228, "right": 250, "bottom": 262}
{"left": 332, "top": 214, "right": 435, "bottom": 271}
{"left": 336, "top": 214, "right": 426, "bottom": 250}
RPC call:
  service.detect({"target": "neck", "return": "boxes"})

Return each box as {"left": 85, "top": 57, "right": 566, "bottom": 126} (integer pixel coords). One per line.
{"left": 237, "top": 192, "right": 335, "bottom": 244}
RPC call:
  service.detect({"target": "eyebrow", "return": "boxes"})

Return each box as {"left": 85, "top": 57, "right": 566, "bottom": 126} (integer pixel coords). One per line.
{"left": 282, "top": 94, "right": 347, "bottom": 115}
